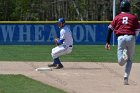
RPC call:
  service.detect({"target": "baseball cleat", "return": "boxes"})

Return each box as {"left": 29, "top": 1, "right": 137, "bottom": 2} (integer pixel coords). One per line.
{"left": 124, "top": 77, "right": 129, "bottom": 85}
{"left": 123, "top": 49, "right": 128, "bottom": 61}
{"left": 54, "top": 64, "right": 64, "bottom": 69}
{"left": 48, "top": 63, "right": 57, "bottom": 67}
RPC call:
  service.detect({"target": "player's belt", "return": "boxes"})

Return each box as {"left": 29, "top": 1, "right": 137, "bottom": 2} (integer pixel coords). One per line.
{"left": 117, "top": 34, "right": 135, "bottom": 37}
{"left": 69, "top": 45, "right": 73, "bottom": 47}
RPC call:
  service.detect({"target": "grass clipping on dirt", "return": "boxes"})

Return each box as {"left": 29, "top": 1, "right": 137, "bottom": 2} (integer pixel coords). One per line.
{"left": 0, "top": 74, "right": 67, "bottom": 93}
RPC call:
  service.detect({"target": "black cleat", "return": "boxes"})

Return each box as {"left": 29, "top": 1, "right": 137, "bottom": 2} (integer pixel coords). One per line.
{"left": 48, "top": 64, "right": 57, "bottom": 67}
{"left": 54, "top": 64, "right": 64, "bottom": 69}
{"left": 124, "top": 77, "right": 129, "bottom": 85}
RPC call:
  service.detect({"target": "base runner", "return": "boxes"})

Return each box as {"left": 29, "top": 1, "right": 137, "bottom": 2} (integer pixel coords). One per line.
{"left": 105, "top": 0, "right": 140, "bottom": 85}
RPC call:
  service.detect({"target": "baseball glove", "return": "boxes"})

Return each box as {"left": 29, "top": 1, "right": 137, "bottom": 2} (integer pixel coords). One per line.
{"left": 54, "top": 38, "right": 60, "bottom": 46}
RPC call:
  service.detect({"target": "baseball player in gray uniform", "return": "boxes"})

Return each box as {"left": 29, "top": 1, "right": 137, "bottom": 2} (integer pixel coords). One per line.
{"left": 105, "top": 0, "right": 140, "bottom": 85}
{"left": 48, "top": 18, "right": 73, "bottom": 69}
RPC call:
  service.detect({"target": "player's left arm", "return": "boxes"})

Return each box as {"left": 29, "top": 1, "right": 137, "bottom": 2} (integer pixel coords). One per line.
{"left": 57, "top": 38, "right": 65, "bottom": 44}
{"left": 54, "top": 38, "right": 64, "bottom": 46}
{"left": 59, "top": 29, "right": 66, "bottom": 44}
{"left": 135, "top": 27, "right": 140, "bottom": 36}
{"left": 135, "top": 17, "right": 140, "bottom": 36}
{"left": 54, "top": 29, "right": 65, "bottom": 46}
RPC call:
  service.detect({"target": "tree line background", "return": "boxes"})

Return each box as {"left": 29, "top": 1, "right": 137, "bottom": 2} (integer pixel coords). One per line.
{"left": 0, "top": 0, "right": 140, "bottom": 21}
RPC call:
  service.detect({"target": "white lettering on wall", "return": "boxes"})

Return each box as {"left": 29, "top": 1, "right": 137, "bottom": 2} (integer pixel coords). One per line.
{"left": 73, "top": 25, "right": 84, "bottom": 42}
{"left": 85, "top": 25, "right": 96, "bottom": 43}
{"left": 34, "top": 25, "right": 45, "bottom": 42}
{"left": 1, "top": 25, "right": 15, "bottom": 42}
{"left": 0, "top": 24, "right": 97, "bottom": 44}
{"left": 18, "top": 25, "right": 31, "bottom": 42}
{"left": 47, "top": 25, "right": 57, "bottom": 42}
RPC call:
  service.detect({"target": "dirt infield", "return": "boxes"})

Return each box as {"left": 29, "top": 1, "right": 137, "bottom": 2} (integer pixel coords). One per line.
{"left": 0, "top": 61, "right": 140, "bottom": 93}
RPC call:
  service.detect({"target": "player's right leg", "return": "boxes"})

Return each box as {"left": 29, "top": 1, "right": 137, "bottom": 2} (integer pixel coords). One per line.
{"left": 123, "top": 35, "right": 135, "bottom": 85}
{"left": 48, "top": 45, "right": 68, "bottom": 69}
{"left": 48, "top": 46, "right": 59, "bottom": 67}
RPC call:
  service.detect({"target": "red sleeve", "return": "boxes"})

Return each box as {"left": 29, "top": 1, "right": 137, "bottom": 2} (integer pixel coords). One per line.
{"left": 108, "top": 16, "right": 118, "bottom": 30}
{"left": 134, "top": 16, "right": 140, "bottom": 29}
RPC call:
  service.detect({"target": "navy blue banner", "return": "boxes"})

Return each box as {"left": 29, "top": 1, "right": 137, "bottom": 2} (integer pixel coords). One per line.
{"left": 0, "top": 22, "right": 139, "bottom": 45}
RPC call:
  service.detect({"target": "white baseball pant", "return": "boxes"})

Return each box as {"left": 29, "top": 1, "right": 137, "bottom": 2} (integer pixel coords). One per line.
{"left": 51, "top": 45, "right": 73, "bottom": 59}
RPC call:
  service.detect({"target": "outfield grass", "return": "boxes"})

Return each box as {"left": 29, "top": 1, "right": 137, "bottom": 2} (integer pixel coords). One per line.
{"left": 0, "top": 74, "right": 67, "bottom": 93}
{"left": 0, "top": 45, "right": 139, "bottom": 62}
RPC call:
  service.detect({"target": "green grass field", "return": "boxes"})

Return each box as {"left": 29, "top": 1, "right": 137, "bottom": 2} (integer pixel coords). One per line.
{"left": 0, "top": 45, "right": 140, "bottom": 62}
{"left": 0, "top": 74, "right": 67, "bottom": 93}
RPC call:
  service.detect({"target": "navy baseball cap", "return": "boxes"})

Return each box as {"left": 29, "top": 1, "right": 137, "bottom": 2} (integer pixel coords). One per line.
{"left": 120, "top": 0, "right": 130, "bottom": 8}
{"left": 57, "top": 18, "right": 65, "bottom": 23}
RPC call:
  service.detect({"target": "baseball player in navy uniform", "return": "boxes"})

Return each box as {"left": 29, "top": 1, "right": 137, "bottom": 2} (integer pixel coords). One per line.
{"left": 105, "top": 0, "right": 140, "bottom": 85}
{"left": 48, "top": 18, "right": 73, "bottom": 69}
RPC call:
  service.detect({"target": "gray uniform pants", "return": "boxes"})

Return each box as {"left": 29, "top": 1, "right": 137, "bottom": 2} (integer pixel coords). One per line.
{"left": 117, "top": 35, "right": 135, "bottom": 78}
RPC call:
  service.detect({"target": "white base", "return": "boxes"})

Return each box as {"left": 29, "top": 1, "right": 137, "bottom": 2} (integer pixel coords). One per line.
{"left": 35, "top": 67, "right": 52, "bottom": 71}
